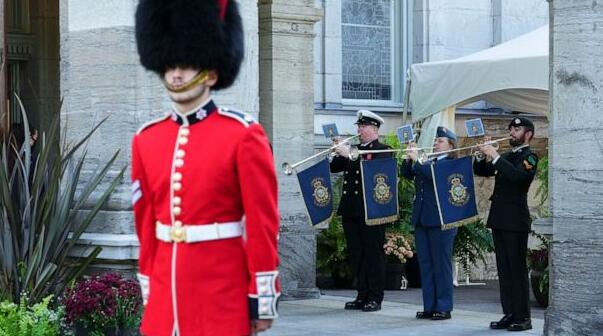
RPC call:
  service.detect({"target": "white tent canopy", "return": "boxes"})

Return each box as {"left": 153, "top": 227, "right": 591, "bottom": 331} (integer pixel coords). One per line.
{"left": 409, "top": 25, "right": 549, "bottom": 122}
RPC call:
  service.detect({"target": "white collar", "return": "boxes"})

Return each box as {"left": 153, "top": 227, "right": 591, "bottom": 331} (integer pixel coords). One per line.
{"left": 360, "top": 139, "right": 377, "bottom": 147}
{"left": 172, "top": 96, "right": 212, "bottom": 117}
{"left": 512, "top": 144, "right": 529, "bottom": 153}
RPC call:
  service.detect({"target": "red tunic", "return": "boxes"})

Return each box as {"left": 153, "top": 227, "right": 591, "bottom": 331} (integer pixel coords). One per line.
{"left": 131, "top": 99, "right": 280, "bottom": 336}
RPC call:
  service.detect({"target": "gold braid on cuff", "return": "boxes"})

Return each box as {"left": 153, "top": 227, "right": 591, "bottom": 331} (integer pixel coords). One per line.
{"left": 163, "top": 70, "right": 209, "bottom": 93}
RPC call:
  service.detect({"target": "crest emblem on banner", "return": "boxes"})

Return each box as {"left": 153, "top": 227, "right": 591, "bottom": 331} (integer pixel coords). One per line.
{"left": 448, "top": 174, "right": 469, "bottom": 207}
{"left": 373, "top": 174, "right": 393, "bottom": 205}
{"left": 312, "top": 178, "right": 331, "bottom": 207}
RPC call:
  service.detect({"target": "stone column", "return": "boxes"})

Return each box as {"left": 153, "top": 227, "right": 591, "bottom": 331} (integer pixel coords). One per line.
{"left": 60, "top": 0, "right": 259, "bottom": 270}
{"left": 0, "top": 0, "right": 6, "bottom": 126}
{"left": 259, "top": 0, "right": 322, "bottom": 298}
{"left": 546, "top": 1, "right": 603, "bottom": 334}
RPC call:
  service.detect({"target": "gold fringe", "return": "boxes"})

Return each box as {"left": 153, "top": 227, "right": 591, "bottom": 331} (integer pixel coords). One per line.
{"left": 312, "top": 215, "right": 333, "bottom": 228}
{"left": 441, "top": 215, "right": 480, "bottom": 230}
{"left": 365, "top": 214, "right": 399, "bottom": 226}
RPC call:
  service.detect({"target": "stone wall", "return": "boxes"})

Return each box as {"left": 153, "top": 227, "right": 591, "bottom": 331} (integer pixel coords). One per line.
{"left": 546, "top": 0, "right": 603, "bottom": 334}
{"left": 259, "top": 0, "right": 323, "bottom": 298}
{"left": 60, "top": 0, "right": 259, "bottom": 267}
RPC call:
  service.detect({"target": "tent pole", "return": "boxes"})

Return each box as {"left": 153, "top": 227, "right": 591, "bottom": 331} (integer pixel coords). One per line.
{"left": 402, "top": 69, "right": 411, "bottom": 124}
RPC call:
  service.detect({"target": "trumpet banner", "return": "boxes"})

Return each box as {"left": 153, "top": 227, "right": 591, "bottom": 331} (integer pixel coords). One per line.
{"left": 361, "top": 157, "right": 399, "bottom": 226}
{"left": 296, "top": 159, "right": 333, "bottom": 226}
{"left": 430, "top": 156, "right": 479, "bottom": 230}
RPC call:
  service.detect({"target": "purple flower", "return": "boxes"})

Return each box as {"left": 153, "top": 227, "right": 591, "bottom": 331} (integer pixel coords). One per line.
{"left": 62, "top": 272, "right": 143, "bottom": 329}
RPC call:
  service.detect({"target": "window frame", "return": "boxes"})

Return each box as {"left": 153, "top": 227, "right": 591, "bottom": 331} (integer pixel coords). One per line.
{"left": 340, "top": 0, "right": 411, "bottom": 108}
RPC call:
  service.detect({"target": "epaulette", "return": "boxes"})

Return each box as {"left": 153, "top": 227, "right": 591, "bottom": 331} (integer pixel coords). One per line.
{"left": 218, "top": 108, "right": 257, "bottom": 127}
{"left": 136, "top": 115, "right": 170, "bottom": 135}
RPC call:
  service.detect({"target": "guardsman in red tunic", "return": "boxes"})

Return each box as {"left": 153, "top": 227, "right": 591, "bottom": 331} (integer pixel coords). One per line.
{"left": 132, "top": 1, "right": 280, "bottom": 335}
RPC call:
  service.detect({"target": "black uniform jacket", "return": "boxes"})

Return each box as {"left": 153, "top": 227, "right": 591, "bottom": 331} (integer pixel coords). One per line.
{"left": 473, "top": 146, "right": 538, "bottom": 232}
{"left": 330, "top": 139, "right": 392, "bottom": 218}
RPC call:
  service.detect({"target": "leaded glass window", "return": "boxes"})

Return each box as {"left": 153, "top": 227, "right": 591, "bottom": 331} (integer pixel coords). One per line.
{"left": 342, "top": 0, "right": 392, "bottom": 101}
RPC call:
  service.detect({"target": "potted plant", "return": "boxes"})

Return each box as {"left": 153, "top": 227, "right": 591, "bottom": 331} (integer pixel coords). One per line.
{"left": 0, "top": 101, "right": 125, "bottom": 304}
{"left": 527, "top": 233, "right": 549, "bottom": 308}
{"left": 383, "top": 231, "right": 414, "bottom": 290}
{"left": 63, "top": 272, "right": 142, "bottom": 335}
{"left": 453, "top": 219, "right": 494, "bottom": 283}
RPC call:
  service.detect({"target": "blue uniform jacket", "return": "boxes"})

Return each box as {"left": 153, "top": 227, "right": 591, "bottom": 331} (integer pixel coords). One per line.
{"left": 401, "top": 157, "right": 449, "bottom": 228}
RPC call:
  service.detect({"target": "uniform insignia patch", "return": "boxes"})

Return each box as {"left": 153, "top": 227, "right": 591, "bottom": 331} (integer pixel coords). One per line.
{"left": 311, "top": 178, "right": 331, "bottom": 207}
{"left": 132, "top": 180, "right": 143, "bottom": 205}
{"left": 195, "top": 109, "right": 207, "bottom": 120}
{"left": 373, "top": 174, "right": 392, "bottom": 205}
{"left": 527, "top": 155, "right": 537, "bottom": 165}
{"left": 448, "top": 174, "right": 469, "bottom": 207}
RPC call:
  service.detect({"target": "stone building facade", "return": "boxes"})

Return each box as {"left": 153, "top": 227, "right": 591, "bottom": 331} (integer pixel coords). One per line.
{"left": 2, "top": 0, "right": 550, "bottom": 298}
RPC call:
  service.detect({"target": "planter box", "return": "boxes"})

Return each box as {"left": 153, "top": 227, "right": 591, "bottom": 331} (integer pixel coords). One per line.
{"left": 385, "top": 263, "right": 408, "bottom": 290}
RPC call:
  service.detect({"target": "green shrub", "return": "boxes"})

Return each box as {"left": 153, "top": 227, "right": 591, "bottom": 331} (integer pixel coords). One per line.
{"left": 0, "top": 295, "right": 64, "bottom": 336}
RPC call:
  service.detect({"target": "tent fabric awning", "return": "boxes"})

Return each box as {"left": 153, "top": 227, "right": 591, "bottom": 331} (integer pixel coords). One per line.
{"left": 409, "top": 26, "right": 549, "bottom": 121}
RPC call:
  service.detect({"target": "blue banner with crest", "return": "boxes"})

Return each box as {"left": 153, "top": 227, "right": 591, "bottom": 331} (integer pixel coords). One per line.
{"left": 430, "top": 156, "right": 479, "bottom": 230}
{"left": 361, "top": 158, "right": 399, "bottom": 226}
{"left": 297, "top": 159, "right": 333, "bottom": 226}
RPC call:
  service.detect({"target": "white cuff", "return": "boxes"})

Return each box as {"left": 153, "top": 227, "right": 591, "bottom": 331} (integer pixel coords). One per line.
{"left": 492, "top": 155, "right": 501, "bottom": 165}
{"left": 137, "top": 273, "right": 150, "bottom": 305}
{"left": 255, "top": 271, "right": 280, "bottom": 319}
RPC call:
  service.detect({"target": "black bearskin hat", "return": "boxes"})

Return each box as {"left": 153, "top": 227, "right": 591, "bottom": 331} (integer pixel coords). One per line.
{"left": 135, "top": 0, "right": 244, "bottom": 90}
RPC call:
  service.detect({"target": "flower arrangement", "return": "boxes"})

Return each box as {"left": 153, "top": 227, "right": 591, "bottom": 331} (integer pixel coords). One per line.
{"left": 383, "top": 232, "right": 414, "bottom": 264}
{"left": 62, "top": 272, "right": 142, "bottom": 335}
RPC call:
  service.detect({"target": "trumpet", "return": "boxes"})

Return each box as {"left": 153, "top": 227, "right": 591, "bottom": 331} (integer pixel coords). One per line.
{"left": 349, "top": 146, "right": 431, "bottom": 163}
{"left": 282, "top": 134, "right": 359, "bottom": 175}
{"left": 349, "top": 136, "right": 513, "bottom": 164}
{"left": 471, "top": 137, "right": 512, "bottom": 160}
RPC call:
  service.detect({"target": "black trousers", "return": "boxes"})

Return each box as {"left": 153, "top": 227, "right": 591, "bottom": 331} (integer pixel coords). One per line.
{"left": 342, "top": 216, "right": 385, "bottom": 303}
{"left": 492, "top": 229, "right": 530, "bottom": 320}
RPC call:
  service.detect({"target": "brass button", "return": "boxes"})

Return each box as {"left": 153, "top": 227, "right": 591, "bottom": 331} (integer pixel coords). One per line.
{"left": 175, "top": 159, "right": 184, "bottom": 167}
{"left": 179, "top": 128, "right": 190, "bottom": 136}
{"left": 176, "top": 149, "right": 186, "bottom": 158}
{"left": 173, "top": 196, "right": 182, "bottom": 206}
{"left": 343, "top": 191, "right": 347, "bottom": 194}
{"left": 174, "top": 220, "right": 183, "bottom": 227}
{"left": 355, "top": 180, "right": 359, "bottom": 184}
{"left": 173, "top": 206, "right": 182, "bottom": 216}
{"left": 354, "top": 191, "right": 358, "bottom": 195}
{"left": 173, "top": 172, "right": 183, "bottom": 181}
{"left": 173, "top": 182, "right": 182, "bottom": 191}
{"left": 356, "top": 170, "right": 359, "bottom": 174}
{"left": 344, "top": 181, "right": 347, "bottom": 184}
{"left": 178, "top": 137, "right": 188, "bottom": 145}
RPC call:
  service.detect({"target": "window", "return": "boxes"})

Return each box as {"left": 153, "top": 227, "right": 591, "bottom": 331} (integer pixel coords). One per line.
{"left": 341, "top": 0, "right": 408, "bottom": 106}
{"left": 6, "top": 0, "right": 30, "bottom": 33}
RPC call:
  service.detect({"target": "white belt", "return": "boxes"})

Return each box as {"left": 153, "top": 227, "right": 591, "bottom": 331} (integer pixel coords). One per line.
{"left": 156, "top": 221, "right": 243, "bottom": 243}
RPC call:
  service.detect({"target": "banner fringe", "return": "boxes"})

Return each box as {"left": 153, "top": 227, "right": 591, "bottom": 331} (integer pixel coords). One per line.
{"left": 312, "top": 215, "right": 333, "bottom": 228}
{"left": 441, "top": 215, "right": 480, "bottom": 230}
{"left": 366, "top": 214, "right": 399, "bottom": 226}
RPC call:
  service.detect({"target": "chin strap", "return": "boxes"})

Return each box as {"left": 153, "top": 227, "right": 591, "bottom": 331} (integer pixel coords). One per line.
{"left": 164, "top": 70, "right": 209, "bottom": 93}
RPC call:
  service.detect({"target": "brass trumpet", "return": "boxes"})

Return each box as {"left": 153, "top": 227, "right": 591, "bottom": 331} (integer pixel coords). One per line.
{"left": 282, "top": 135, "right": 359, "bottom": 175}
{"left": 471, "top": 137, "right": 512, "bottom": 160}
{"left": 349, "top": 147, "right": 431, "bottom": 163}
{"left": 349, "top": 136, "right": 513, "bottom": 164}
